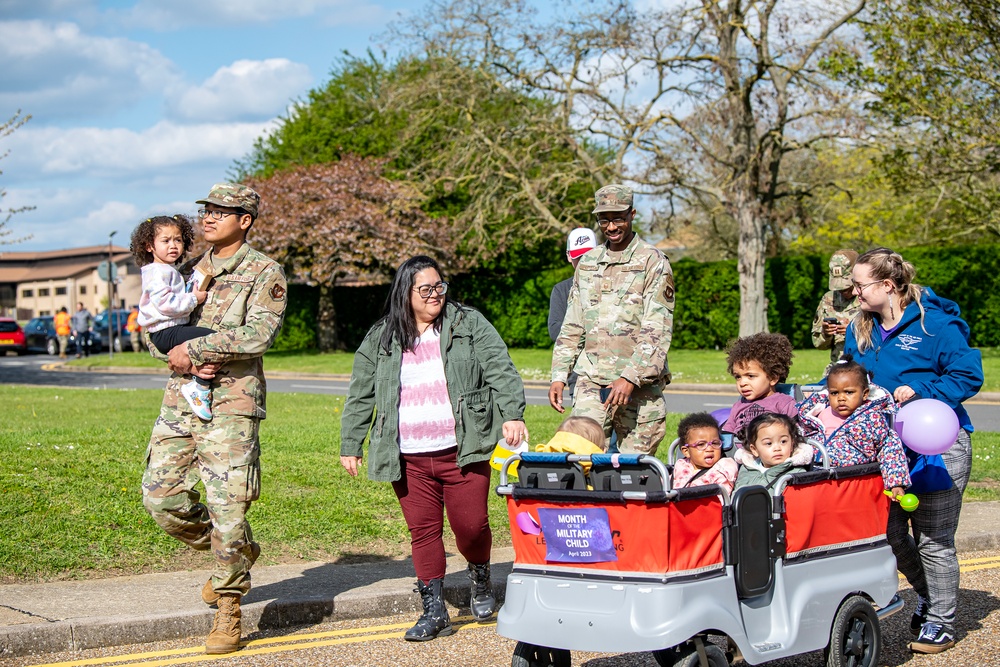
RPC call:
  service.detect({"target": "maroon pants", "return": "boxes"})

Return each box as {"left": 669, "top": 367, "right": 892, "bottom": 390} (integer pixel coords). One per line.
{"left": 392, "top": 447, "right": 492, "bottom": 582}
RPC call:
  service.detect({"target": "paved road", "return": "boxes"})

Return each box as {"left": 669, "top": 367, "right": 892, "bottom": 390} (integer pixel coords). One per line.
{"left": 7, "top": 550, "right": 1000, "bottom": 667}
{"left": 2, "top": 354, "right": 998, "bottom": 430}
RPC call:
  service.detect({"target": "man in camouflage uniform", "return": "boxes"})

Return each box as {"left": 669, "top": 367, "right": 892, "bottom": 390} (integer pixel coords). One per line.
{"left": 549, "top": 185, "right": 674, "bottom": 455}
{"left": 812, "top": 249, "right": 861, "bottom": 377}
{"left": 142, "top": 183, "right": 286, "bottom": 655}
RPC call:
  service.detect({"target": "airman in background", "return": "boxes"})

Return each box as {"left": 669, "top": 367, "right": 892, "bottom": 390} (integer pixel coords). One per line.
{"left": 812, "top": 249, "right": 861, "bottom": 376}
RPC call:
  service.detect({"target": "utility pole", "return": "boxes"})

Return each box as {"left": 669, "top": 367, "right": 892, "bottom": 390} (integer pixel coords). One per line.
{"left": 107, "top": 231, "right": 116, "bottom": 360}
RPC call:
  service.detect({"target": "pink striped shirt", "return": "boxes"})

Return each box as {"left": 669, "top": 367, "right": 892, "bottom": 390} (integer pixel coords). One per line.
{"left": 398, "top": 328, "right": 458, "bottom": 454}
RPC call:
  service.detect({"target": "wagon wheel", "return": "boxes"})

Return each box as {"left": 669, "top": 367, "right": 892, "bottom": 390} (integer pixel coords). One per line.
{"left": 653, "top": 641, "right": 728, "bottom": 667}
{"left": 825, "top": 595, "right": 881, "bottom": 667}
{"left": 512, "top": 641, "right": 571, "bottom": 667}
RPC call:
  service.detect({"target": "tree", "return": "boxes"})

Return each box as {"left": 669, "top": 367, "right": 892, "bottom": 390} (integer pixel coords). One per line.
{"left": 239, "top": 55, "right": 603, "bottom": 262}
{"left": 245, "top": 155, "right": 456, "bottom": 350}
{"left": 396, "top": 0, "right": 869, "bottom": 334}
{"left": 0, "top": 110, "right": 33, "bottom": 246}
{"left": 830, "top": 0, "right": 1000, "bottom": 241}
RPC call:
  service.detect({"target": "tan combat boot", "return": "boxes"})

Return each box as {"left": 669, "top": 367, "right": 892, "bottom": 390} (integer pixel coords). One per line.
{"left": 205, "top": 594, "right": 241, "bottom": 654}
{"left": 202, "top": 542, "right": 260, "bottom": 607}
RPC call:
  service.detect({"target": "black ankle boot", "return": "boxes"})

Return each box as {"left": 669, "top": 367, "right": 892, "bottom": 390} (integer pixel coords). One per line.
{"left": 404, "top": 579, "right": 454, "bottom": 641}
{"left": 468, "top": 562, "right": 496, "bottom": 620}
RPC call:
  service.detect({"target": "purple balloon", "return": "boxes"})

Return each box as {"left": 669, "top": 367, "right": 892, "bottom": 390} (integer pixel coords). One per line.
{"left": 894, "top": 398, "right": 960, "bottom": 455}
{"left": 710, "top": 407, "right": 731, "bottom": 427}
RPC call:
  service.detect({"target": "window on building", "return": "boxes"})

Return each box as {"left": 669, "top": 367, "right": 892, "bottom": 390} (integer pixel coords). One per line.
{"left": 38, "top": 288, "right": 50, "bottom": 297}
{"left": 22, "top": 289, "right": 33, "bottom": 298}
{"left": 55, "top": 287, "right": 67, "bottom": 295}
{"left": 40, "top": 310, "right": 51, "bottom": 316}
{"left": 80, "top": 285, "right": 87, "bottom": 294}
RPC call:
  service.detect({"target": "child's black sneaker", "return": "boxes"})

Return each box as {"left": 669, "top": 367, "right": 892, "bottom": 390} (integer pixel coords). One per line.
{"left": 909, "top": 622, "right": 955, "bottom": 654}
{"left": 909, "top": 595, "right": 928, "bottom": 636}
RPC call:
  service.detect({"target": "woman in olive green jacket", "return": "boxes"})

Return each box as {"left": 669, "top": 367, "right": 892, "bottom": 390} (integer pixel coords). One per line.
{"left": 340, "top": 256, "right": 527, "bottom": 641}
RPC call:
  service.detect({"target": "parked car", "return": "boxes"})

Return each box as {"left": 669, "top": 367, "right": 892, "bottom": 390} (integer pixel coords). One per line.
{"left": 93, "top": 308, "right": 133, "bottom": 352}
{"left": 23, "top": 315, "right": 98, "bottom": 355}
{"left": 0, "top": 318, "right": 27, "bottom": 354}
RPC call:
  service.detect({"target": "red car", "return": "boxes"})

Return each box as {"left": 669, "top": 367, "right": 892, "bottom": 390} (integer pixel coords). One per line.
{"left": 0, "top": 317, "right": 27, "bottom": 355}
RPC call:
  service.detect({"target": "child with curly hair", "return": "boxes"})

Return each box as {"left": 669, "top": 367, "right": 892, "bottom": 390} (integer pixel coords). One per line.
{"left": 131, "top": 215, "right": 215, "bottom": 420}
{"left": 722, "top": 332, "right": 801, "bottom": 442}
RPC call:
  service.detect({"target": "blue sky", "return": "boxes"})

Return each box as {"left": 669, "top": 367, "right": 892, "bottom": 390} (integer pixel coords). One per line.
{"left": 0, "top": 0, "right": 414, "bottom": 251}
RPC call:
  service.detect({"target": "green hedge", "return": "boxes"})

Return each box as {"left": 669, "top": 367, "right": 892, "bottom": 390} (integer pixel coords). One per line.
{"left": 272, "top": 243, "right": 1000, "bottom": 351}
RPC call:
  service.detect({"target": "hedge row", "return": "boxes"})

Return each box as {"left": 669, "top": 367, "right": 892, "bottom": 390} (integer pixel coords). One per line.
{"left": 272, "top": 243, "right": 999, "bottom": 351}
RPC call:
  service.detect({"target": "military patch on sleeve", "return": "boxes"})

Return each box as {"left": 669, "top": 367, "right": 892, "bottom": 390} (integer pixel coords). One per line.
{"left": 663, "top": 274, "right": 675, "bottom": 301}
{"left": 269, "top": 284, "right": 286, "bottom": 301}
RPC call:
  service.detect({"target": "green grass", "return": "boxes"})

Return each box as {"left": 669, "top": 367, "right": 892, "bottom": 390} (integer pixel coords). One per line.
{"left": 2, "top": 385, "right": 998, "bottom": 583}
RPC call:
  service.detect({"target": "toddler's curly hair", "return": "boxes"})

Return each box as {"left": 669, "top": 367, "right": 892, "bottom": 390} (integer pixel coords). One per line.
{"left": 130, "top": 215, "right": 196, "bottom": 267}
{"left": 726, "top": 332, "right": 794, "bottom": 382}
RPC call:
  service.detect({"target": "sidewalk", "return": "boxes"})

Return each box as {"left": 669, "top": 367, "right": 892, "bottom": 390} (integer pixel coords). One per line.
{"left": 4, "top": 503, "right": 1000, "bottom": 659}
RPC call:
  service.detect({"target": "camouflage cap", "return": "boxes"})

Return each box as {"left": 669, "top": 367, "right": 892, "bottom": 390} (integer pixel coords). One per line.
{"left": 592, "top": 184, "right": 633, "bottom": 214}
{"left": 195, "top": 183, "right": 260, "bottom": 219}
{"left": 829, "top": 249, "right": 859, "bottom": 291}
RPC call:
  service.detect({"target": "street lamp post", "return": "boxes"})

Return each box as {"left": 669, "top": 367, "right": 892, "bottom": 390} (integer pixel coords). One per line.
{"left": 107, "top": 231, "right": 116, "bottom": 360}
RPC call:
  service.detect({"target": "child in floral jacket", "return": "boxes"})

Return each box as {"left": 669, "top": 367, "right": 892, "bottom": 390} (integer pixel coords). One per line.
{"left": 798, "top": 356, "right": 910, "bottom": 495}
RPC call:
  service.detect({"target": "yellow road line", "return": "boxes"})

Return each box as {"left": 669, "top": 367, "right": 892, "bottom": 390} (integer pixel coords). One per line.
{"left": 26, "top": 619, "right": 493, "bottom": 667}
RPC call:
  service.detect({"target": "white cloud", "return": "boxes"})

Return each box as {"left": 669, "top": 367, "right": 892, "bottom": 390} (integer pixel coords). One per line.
{"left": 169, "top": 59, "right": 312, "bottom": 122}
{"left": 4, "top": 120, "right": 278, "bottom": 178}
{"left": 0, "top": 20, "right": 181, "bottom": 120}
{"left": 121, "top": 0, "right": 392, "bottom": 30}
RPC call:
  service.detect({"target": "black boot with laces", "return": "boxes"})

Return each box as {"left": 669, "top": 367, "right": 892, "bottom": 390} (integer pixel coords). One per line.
{"left": 404, "top": 579, "right": 454, "bottom": 642}
{"left": 468, "top": 562, "right": 496, "bottom": 620}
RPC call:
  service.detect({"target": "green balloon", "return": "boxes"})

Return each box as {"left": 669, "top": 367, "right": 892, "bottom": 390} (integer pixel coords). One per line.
{"left": 899, "top": 493, "right": 919, "bottom": 512}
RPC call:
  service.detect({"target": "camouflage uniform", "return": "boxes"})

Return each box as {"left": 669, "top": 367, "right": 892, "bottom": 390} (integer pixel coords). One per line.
{"left": 551, "top": 190, "right": 674, "bottom": 454}
{"left": 811, "top": 250, "right": 861, "bottom": 375}
{"left": 142, "top": 184, "right": 286, "bottom": 597}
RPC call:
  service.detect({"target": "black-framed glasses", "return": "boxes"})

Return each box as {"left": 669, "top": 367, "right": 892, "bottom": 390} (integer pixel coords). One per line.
{"left": 198, "top": 209, "right": 238, "bottom": 221}
{"left": 597, "top": 216, "right": 629, "bottom": 229}
{"left": 684, "top": 439, "right": 723, "bottom": 450}
{"left": 413, "top": 281, "right": 448, "bottom": 298}
{"left": 851, "top": 280, "right": 882, "bottom": 292}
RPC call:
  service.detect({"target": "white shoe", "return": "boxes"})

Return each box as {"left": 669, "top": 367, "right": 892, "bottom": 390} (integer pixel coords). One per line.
{"left": 181, "top": 381, "right": 213, "bottom": 420}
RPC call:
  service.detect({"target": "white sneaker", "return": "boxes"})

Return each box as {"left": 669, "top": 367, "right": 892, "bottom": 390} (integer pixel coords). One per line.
{"left": 181, "top": 381, "right": 213, "bottom": 421}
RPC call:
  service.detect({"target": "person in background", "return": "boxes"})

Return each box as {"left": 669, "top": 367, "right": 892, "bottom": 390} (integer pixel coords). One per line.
{"left": 812, "top": 249, "right": 860, "bottom": 377}
{"left": 127, "top": 304, "right": 145, "bottom": 353}
{"left": 548, "top": 227, "right": 598, "bottom": 402}
{"left": 54, "top": 306, "right": 71, "bottom": 359}
{"left": 340, "top": 255, "right": 527, "bottom": 641}
{"left": 70, "top": 301, "right": 93, "bottom": 358}
{"left": 844, "top": 247, "right": 983, "bottom": 654}
{"left": 549, "top": 184, "right": 674, "bottom": 455}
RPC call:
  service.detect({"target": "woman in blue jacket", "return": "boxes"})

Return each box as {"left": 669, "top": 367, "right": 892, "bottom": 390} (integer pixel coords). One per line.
{"left": 844, "top": 247, "right": 983, "bottom": 655}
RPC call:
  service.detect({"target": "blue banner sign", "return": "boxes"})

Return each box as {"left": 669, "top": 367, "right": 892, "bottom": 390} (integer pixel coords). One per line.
{"left": 537, "top": 507, "right": 618, "bottom": 563}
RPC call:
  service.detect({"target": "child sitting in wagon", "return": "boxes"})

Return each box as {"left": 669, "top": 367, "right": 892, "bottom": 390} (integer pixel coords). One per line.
{"left": 734, "top": 413, "right": 814, "bottom": 491}
{"left": 798, "top": 355, "right": 910, "bottom": 497}
{"left": 672, "top": 412, "right": 738, "bottom": 492}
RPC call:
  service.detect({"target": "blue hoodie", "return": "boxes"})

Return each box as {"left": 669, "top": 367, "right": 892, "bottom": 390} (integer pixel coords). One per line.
{"left": 844, "top": 287, "right": 983, "bottom": 432}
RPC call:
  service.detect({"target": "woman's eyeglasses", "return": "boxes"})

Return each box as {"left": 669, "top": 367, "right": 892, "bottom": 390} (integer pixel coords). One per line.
{"left": 684, "top": 439, "right": 723, "bottom": 450}
{"left": 851, "top": 280, "right": 882, "bottom": 292}
{"left": 413, "top": 281, "right": 449, "bottom": 298}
